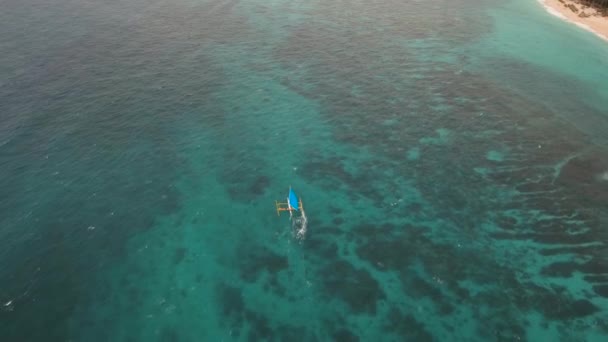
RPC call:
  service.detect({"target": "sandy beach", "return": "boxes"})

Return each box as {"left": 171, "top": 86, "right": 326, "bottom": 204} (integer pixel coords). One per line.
{"left": 540, "top": 0, "right": 608, "bottom": 42}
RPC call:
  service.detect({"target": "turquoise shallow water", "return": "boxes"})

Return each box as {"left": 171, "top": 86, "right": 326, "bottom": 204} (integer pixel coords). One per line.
{"left": 1, "top": 0, "right": 608, "bottom": 341}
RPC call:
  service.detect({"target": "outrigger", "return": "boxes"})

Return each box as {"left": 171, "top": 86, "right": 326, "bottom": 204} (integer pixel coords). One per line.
{"left": 275, "top": 187, "right": 308, "bottom": 239}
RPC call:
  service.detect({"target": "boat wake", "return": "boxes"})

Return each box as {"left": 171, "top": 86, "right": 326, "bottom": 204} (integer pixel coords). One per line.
{"left": 292, "top": 207, "right": 308, "bottom": 241}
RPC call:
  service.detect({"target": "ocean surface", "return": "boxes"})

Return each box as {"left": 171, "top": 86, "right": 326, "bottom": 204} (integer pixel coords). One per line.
{"left": 1, "top": 0, "right": 608, "bottom": 341}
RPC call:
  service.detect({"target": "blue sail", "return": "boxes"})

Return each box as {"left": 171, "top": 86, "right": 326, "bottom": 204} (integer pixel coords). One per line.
{"left": 288, "top": 188, "right": 299, "bottom": 211}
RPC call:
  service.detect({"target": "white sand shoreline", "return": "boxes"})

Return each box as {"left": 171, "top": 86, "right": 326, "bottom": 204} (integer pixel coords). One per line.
{"left": 538, "top": 0, "right": 608, "bottom": 42}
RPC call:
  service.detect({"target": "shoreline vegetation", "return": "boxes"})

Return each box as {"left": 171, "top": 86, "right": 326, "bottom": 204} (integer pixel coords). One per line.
{"left": 539, "top": 0, "right": 608, "bottom": 42}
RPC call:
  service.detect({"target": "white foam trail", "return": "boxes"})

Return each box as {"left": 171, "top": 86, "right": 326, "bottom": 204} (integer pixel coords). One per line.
{"left": 293, "top": 207, "right": 308, "bottom": 241}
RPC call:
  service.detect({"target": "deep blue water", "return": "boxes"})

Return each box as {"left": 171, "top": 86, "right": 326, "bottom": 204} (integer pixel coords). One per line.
{"left": 1, "top": 0, "right": 608, "bottom": 341}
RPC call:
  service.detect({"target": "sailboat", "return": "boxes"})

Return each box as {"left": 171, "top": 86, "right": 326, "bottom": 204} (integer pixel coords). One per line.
{"left": 275, "top": 187, "right": 308, "bottom": 239}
